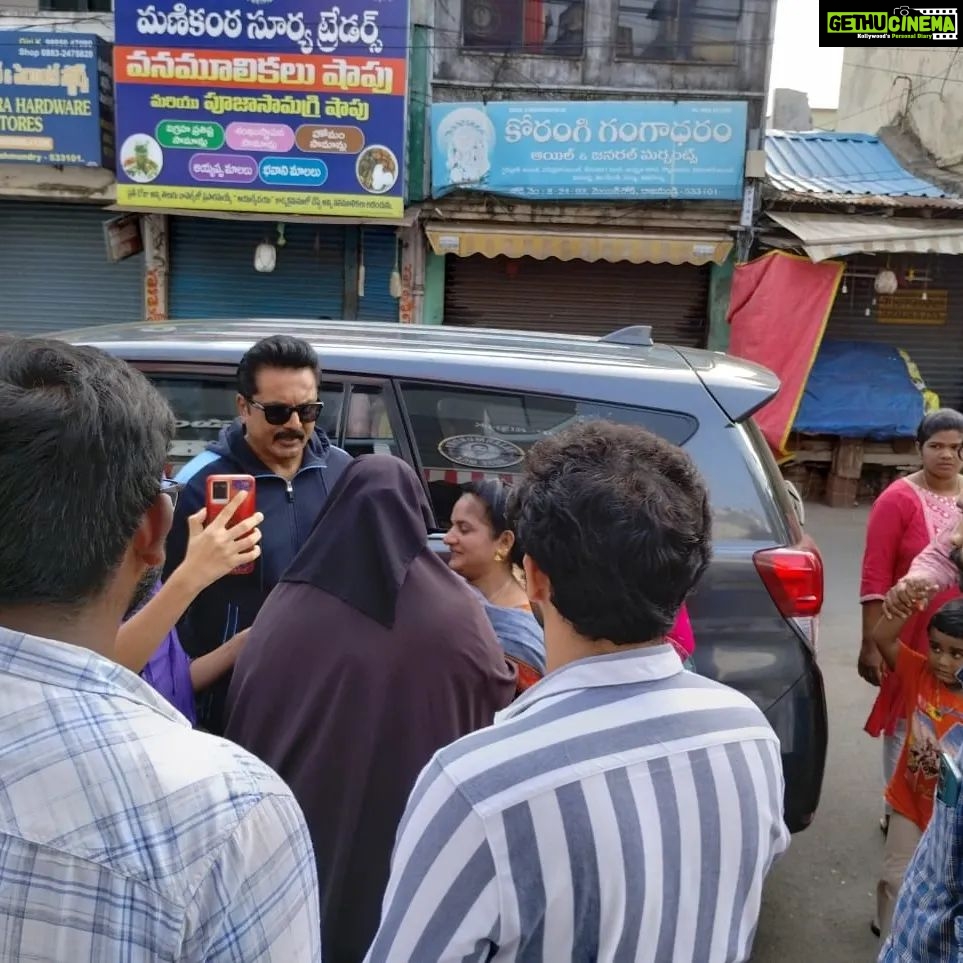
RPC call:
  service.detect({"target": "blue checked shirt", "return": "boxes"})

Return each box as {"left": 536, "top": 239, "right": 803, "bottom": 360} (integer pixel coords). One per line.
{"left": 0, "top": 626, "right": 321, "bottom": 962}
{"left": 881, "top": 752, "right": 963, "bottom": 962}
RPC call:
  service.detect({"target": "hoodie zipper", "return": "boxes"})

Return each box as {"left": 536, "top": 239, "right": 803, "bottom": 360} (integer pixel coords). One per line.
{"left": 253, "top": 464, "right": 326, "bottom": 555}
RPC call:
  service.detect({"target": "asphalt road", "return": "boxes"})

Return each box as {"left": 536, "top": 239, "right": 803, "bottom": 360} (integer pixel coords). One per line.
{"left": 751, "top": 502, "right": 882, "bottom": 962}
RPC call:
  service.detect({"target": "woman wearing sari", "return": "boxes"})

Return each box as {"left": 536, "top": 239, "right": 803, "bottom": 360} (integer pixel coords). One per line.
{"left": 224, "top": 455, "right": 515, "bottom": 963}
{"left": 860, "top": 408, "right": 963, "bottom": 833}
{"left": 445, "top": 479, "right": 546, "bottom": 690}
{"left": 445, "top": 478, "right": 697, "bottom": 687}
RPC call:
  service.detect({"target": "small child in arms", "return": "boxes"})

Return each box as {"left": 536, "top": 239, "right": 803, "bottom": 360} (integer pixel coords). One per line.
{"left": 871, "top": 595, "right": 963, "bottom": 941}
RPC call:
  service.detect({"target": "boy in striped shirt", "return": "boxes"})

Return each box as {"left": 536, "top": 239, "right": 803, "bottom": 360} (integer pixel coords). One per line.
{"left": 366, "top": 420, "right": 789, "bottom": 963}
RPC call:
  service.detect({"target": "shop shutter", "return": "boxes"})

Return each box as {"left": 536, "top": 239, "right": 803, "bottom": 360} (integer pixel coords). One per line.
{"left": 825, "top": 253, "right": 963, "bottom": 410}
{"left": 169, "top": 217, "right": 344, "bottom": 319}
{"left": 444, "top": 253, "right": 709, "bottom": 346}
{"left": 0, "top": 201, "right": 144, "bottom": 335}
{"left": 358, "top": 227, "right": 400, "bottom": 322}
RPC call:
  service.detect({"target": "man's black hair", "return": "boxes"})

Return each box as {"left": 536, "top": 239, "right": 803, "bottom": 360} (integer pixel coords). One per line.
{"left": 0, "top": 338, "right": 175, "bottom": 607}
{"left": 508, "top": 420, "right": 712, "bottom": 644}
{"left": 237, "top": 335, "right": 320, "bottom": 399}
{"left": 930, "top": 598, "right": 963, "bottom": 640}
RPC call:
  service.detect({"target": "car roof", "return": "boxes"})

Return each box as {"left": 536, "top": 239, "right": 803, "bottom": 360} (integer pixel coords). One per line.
{"left": 55, "top": 319, "right": 778, "bottom": 421}
{"left": 57, "top": 317, "right": 677, "bottom": 360}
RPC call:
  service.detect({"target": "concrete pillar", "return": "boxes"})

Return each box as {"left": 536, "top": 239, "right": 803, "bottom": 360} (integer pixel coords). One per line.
{"left": 399, "top": 222, "right": 426, "bottom": 324}
{"left": 142, "top": 213, "right": 169, "bottom": 321}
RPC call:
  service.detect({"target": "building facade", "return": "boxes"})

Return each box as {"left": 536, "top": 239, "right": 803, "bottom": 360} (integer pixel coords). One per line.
{"left": 1, "top": 0, "right": 775, "bottom": 336}
{"left": 838, "top": 49, "right": 963, "bottom": 174}
{"left": 421, "top": 0, "right": 777, "bottom": 342}
{"left": 0, "top": 0, "right": 432, "bottom": 331}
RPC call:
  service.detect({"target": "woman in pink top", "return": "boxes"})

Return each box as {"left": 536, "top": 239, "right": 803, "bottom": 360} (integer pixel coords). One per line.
{"left": 859, "top": 409, "right": 963, "bottom": 834}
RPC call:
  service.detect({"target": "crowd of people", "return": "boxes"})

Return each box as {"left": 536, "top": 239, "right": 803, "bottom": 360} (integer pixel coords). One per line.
{"left": 21, "top": 330, "right": 963, "bottom": 959}
{"left": 859, "top": 408, "right": 963, "bottom": 957}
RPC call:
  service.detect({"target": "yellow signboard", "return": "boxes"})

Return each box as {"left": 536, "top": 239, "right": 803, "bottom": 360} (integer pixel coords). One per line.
{"left": 877, "top": 290, "right": 948, "bottom": 326}
{"left": 116, "top": 184, "right": 403, "bottom": 218}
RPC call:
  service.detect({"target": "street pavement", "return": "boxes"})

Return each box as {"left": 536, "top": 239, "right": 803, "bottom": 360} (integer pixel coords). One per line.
{"left": 751, "top": 502, "right": 883, "bottom": 962}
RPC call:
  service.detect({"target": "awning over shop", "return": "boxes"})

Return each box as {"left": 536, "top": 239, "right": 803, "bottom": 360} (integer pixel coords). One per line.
{"left": 424, "top": 223, "right": 733, "bottom": 266}
{"left": 768, "top": 211, "right": 963, "bottom": 261}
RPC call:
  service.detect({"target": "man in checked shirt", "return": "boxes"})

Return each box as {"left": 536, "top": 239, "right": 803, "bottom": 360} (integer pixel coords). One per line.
{"left": 882, "top": 751, "right": 963, "bottom": 962}
{"left": 0, "top": 338, "right": 321, "bottom": 962}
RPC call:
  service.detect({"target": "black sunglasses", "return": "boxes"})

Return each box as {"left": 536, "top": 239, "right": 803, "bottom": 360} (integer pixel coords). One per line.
{"left": 246, "top": 399, "right": 324, "bottom": 426}
{"left": 159, "top": 477, "right": 183, "bottom": 509}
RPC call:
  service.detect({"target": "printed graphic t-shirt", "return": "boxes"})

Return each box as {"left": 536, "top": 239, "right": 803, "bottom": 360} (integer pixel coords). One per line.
{"left": 886, "top": 644, "right": 963, "bottom": 831}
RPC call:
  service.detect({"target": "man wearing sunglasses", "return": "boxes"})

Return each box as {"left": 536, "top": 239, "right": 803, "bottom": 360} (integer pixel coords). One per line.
{"left": 0, "top": 338, "right": 320, "bottom": 961}
{"left": 164, "top": 334, "right": 351, "bottom": 734}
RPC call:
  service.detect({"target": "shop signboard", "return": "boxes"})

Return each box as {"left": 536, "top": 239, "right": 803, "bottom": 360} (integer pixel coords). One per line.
{"left": 431, "top": 100, "right": 748, "bottom": 201}
{"left": 103, "top": 212, "right": 144, "bottom": 262}
{"left": 113, "top": 0, "right": 409, "bottom": 217}
{"left": 0, "top": 31, "right": 113, "bottom": 168}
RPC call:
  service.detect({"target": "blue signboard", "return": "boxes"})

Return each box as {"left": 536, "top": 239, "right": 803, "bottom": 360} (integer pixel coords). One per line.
{"left": 431, "top": 100, "right": 748, "bottom": 201}
{"left": 0, "top": 32, "right": 113, "bottom": 167}
{"left": 113, "top": 0, "right": 409, "bottom": 217}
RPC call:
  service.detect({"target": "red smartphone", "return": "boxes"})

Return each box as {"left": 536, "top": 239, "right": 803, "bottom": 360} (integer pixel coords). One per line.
{"left": 205, "top": 474, "right": 257, "bottom": 575}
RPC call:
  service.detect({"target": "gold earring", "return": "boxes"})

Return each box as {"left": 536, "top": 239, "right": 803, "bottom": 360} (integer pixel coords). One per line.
{"left": 494, "top": 551, "right": 505, "bottom": 563}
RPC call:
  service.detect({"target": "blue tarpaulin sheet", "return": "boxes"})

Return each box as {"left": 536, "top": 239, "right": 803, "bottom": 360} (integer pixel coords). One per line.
{"left": 793, "top": 339, "right": 926, "bottom": 439}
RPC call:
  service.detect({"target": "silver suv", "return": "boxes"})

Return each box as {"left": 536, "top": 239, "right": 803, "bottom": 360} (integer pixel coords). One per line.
{"left": 58, "top": 318, "right": 828, "bottom": 832}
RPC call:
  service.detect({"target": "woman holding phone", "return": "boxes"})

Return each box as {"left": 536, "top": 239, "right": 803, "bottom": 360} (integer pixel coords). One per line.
{"left": 115, "top": 487, "right": 263, "bottom": 723}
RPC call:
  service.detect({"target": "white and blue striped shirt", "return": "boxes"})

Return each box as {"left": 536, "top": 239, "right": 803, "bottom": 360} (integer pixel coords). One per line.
{"left": 366, "top": 644, "right": 789, "bottom": 963}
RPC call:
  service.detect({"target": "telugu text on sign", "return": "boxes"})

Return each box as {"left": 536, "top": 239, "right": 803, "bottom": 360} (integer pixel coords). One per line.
{"left": 113, "top": 0, "right": 408, "bottom": 216}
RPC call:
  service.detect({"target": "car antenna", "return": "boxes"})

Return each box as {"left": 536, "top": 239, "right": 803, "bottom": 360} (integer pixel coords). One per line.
{"left": 600, "top": 325, "right": 653, "bottom": 347}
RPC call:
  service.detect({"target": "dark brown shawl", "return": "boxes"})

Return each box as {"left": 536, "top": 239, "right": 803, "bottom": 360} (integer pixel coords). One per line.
{"left": 224, "top": 454, "right": 516, "bottom": 963}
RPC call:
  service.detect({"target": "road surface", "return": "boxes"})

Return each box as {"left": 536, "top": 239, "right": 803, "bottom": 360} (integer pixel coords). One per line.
{"left": 752, "top": 502, "right": 884, "bottom": 963}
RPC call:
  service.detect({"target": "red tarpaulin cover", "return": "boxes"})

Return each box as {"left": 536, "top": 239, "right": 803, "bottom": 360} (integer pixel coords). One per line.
{"left": 727, "top": 251, "right": 844, "bottom": 458}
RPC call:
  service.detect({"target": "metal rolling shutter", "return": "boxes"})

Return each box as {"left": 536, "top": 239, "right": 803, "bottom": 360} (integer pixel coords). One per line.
{"left": 358, "top": 226, "right": 399, "bottom": 322}
{"left": 0, "top": 201, "right": 144, "bottom": 335}
{"left": 444, "top": 253, "right": 709, "bottom": 346}
{"left": 825, "top": 253, "right": 963, "bottom": 410}
{"left": 169, "top": 217, "right": 344, "bottom": 319}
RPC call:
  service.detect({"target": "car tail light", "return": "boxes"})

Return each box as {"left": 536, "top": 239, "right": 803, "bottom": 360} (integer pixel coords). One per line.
{"left": 754, "top": 546, "right": 824, "bottom": 619}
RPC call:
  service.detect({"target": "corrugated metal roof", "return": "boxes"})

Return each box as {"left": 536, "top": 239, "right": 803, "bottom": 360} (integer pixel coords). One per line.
{"left": 764, "top": 188, "right": 963, "bottom": 210}
{"left": 766, "top": 211, "right": 963, "bottom": 261}
{"left": 766, "top": 130, "right": 958, "bottom": 200}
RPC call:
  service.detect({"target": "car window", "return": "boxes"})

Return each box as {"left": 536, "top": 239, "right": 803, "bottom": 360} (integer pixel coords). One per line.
{"left": 147, "top": 373, "right": 344, "bottom": 469}
{"left": 399, "top": 381, "right": 698, "bottom": 527}
{"left": 342, "top": 383, "right": 401, "bottom": 459}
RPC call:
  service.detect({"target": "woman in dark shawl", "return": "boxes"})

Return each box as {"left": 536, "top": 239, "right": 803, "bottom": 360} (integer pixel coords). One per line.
{"left": 224, "top": 454, "right": 516, "bottom": 963}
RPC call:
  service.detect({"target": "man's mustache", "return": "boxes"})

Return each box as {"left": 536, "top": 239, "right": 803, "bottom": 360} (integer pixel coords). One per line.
{"left": 274, "top": 429, "right": 305, "bottom": 442}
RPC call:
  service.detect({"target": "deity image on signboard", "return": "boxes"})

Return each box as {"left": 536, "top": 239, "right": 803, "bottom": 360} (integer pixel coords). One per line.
{"left": 356, "top": 144, "right": 398, "bottom": 193}
{"left": 434, "top": 107, "right": 495, "bottom": 187}
{"left": 120, "top": 133, "right": 163, "bottom": 183}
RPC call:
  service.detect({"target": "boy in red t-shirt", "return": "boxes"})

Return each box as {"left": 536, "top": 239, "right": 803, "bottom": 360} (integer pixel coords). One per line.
{"left": 871, "top": 596, "right": 963, "bottom": 941}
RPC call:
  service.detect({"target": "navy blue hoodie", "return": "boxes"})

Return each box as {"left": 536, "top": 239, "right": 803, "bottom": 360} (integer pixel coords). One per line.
{"left": 164, "top": 418, "right": 352, "bottom": 731}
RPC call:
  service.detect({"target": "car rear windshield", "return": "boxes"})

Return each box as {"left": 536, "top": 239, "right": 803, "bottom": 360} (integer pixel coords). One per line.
{"left": 737, "top": 417, "right": 800, "bottom": 542}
